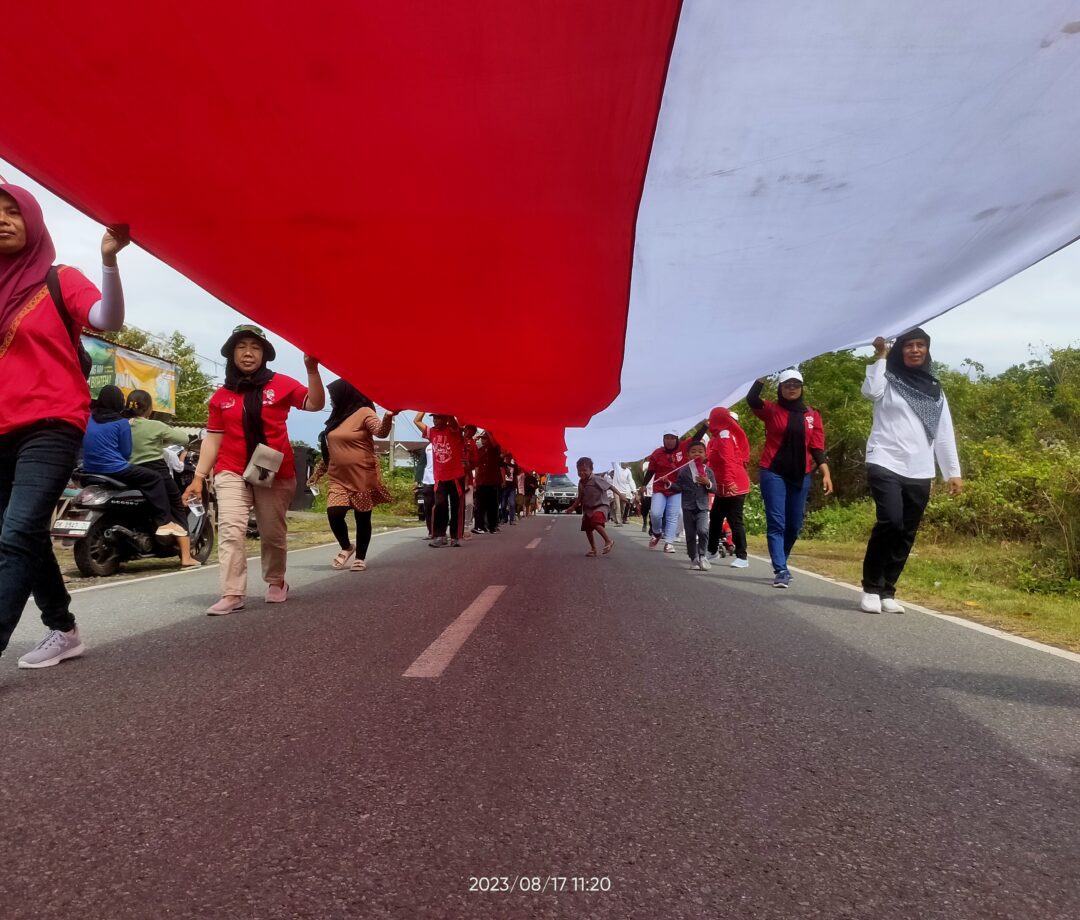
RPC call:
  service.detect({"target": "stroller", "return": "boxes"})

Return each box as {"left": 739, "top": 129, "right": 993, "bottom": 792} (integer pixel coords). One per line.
{"left": 714, "top": 518, "right": 736, "bottom": 557}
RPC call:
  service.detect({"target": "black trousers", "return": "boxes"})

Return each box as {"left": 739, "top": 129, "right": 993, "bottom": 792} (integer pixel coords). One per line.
{"left": 640, "top": 496, "right": 652, "bottom": 532}
{"left": 475, "top": 484, "right": 499, "bottom": 532}
{"left": 327, "top": 506, "right": 373, "bottom": 559}
{"left": 683, "top": 506, "right": 709, "bottom": 561}
{"left": 862, "top": 464, "right": 931, "bottom": 598}
{"left": 419, "top": 484, "right": 436, "bottom": 536}
{"left": 434, "top": 477, "right": 466, "bottom": 540}
{"left": 111, "top": 463, "right": 173, "bottom": 527}
{"left": 138, "top": 458, "right": 187, "bottom": 527}
{"left": 708, "top": 493, "right": 747, "bottom": 559}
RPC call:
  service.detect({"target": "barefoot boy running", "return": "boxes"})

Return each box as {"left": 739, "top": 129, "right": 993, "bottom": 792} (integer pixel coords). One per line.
{"left": 564, "top": 457, "right": 628, "bottom": 556}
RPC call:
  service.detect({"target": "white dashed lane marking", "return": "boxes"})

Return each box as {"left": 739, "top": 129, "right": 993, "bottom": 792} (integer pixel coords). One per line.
{"left": 403, "top": 585, "right": 508, "bottom": 679}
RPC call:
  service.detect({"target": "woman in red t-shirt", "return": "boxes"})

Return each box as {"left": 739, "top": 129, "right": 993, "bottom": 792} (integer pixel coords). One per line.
{"left": 0, "top": 184, "right": 130, "bottom": 669}
{"left": 183, "top": 325, "right": 325, "bottom": 615}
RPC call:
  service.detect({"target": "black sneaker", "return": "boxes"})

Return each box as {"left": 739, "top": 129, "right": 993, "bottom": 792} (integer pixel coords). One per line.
{"left": 471, "top": 527, "right": 486, "bottom": 534}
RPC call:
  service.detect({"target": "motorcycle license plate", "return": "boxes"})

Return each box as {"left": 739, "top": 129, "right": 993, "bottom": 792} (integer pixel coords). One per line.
{"left": 53, "top": 519, "right": 91, "bottom": 534}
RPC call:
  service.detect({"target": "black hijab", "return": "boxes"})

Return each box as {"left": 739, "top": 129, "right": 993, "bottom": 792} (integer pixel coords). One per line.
{"left": 319, "top": 379, "right": 376, "bottom": 461}
{"left": 885, "top": 327, "right": 943, "bottom": 440}
{"left": 91, "top": 384, "right": 126, "bottom": 424}
{"left": 886, "top": 327, "right": 941, "bottom": 399}
{"left": 770, "top": 380, "right": 809, "bottom": 485}
{"left": 223, "top": 359, "right": 274, "bottom": 464}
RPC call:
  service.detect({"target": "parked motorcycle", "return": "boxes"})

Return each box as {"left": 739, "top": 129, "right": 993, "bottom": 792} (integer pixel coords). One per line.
{"left": 52, "top": 445, "right": 215, "bottom": 577}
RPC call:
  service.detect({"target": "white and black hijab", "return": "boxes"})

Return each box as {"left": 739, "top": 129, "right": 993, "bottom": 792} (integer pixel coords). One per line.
{"left": 885, "top": 327, "right": 943, "bottom": 441}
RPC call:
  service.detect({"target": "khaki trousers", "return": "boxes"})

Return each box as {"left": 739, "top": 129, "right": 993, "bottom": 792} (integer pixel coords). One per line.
{"left": 215, "top": 471, "right": 294, "bottom": 598}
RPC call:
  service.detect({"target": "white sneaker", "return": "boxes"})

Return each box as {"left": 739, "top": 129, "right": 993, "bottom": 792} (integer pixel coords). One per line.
{"left": 699, "top": 556, "right": 712, "bottom": 571}
{"left": 18, "top": 628, "right": 85, "bottom": 668}
{"left": 706, "top": 551, "right": 720, "bottom": 563}
{"left": 860, "top": 593, "right": 882, "bottom": 614}
{"left": 730, "top": 558, "right": 749, "bottom": 569}
{"left": 881, "top": 598, "right": 905, "bottom": 614}
{"left": 664, "top": 543, "right": 675, "bottom": 554}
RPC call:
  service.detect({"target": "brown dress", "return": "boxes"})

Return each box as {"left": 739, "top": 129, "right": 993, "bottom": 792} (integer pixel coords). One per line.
{"left": 317, "top": 408, "right": 394, "bottom": 512}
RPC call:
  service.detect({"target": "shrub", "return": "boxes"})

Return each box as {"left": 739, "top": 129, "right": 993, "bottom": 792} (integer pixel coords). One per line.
{"left": 743, "top": 489, "right": 766, "bottom": 535}
{"left": 801, "top": 499, "right": 876, "bottom": 542}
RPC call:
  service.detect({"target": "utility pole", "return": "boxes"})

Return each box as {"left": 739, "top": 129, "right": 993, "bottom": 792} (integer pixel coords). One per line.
{"left": 387, "top": 412, "right": 395, "bottom": 476}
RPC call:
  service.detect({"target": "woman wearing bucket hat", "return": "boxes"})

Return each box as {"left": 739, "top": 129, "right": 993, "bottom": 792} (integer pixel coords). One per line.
{"left": 747, "top": 368, "right": 833, "bottom": 588}
{"left": 183, "top": 324, "right": 325, "bottom": 615}
{"left": 0, "top": 183, "right": 130, "bottom": 669}
{"left": 858, "top": 330, "right": 962, "bottom": 614}
{"left": 639, "top": 421, "right": 707, "bottom": 553}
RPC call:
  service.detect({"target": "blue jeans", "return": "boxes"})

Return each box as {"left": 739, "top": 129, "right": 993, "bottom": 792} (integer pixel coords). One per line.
{"left": 0, "top": 422, "right": 82, "bottom": 654}
{"left": 649, "top": 491, "right": 682, "bottom": 545}
{"left": 759, "top": 468, "right": 812, "bottom": 576}
{"left": 500, "top": 485, "right": 517, "bottom": 523}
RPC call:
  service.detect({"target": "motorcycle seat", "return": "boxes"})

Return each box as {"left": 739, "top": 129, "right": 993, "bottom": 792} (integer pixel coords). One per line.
{"left": 79, "top": 473, "right": 134, "bottom": 490}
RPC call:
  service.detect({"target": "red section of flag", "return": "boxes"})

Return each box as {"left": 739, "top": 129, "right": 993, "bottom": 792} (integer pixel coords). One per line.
{"left": 2, "top": 3, "right": 680, "bottom": 470}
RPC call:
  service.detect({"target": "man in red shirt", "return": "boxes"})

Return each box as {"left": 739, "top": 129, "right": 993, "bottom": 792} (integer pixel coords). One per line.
{"left": 414, "top": 412, "right": 467, "bottom": 547}
{"left": 472, "top": 431, "right": 503, "bottom": 534}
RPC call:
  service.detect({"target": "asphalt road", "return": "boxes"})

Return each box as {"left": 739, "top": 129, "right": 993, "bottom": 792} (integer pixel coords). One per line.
{"left": 2, "top": 515, "right": 1078, "bottom": 919}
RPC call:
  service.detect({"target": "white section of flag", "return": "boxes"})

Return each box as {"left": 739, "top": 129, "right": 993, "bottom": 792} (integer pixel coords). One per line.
{"left": 566, "top": 0, "right": 1080, "bottom": 464}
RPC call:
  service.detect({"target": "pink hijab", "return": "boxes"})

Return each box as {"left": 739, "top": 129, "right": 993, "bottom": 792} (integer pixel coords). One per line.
{"left": 708, "top": 406, "right": 750, "bottom": 464}
{"left": 0, "top": 185, "right": 56, "bottom": 341}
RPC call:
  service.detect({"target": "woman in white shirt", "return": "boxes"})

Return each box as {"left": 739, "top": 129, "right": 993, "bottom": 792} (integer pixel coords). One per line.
{"left": 860, "top": 328, "right": 963, "bottom": 614}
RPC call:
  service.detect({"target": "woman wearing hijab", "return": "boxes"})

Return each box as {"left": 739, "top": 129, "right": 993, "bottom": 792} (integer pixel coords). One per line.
{"left": 705, "top": 407, "right": 752, "bottom": 569}
{"left": 747, "top": 369, "right": 833, "bottom": 588}
{"left": 126, "top": 389, "right": 200, "bottom": 567}
{"left": 82, "top": 384, "right": 186, "bottom": 539}
{"left": 860, "top": 330, "right": 962, "bottom": 614}
{"left": 182, "top": 325, "right": 324, "bottom": 615}
{"left": 308, "top": 380, "right": 395, "bottom": 572}
{"left": 0, "top": 184, "right": 129, "bottom": 669}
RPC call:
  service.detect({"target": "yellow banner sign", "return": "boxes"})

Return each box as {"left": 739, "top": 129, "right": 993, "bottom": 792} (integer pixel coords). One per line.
{"left": 84, "top": 336, "right": 178, "bottom": 415}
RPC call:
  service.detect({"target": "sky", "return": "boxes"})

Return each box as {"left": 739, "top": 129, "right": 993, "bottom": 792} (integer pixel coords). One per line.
{"left": 3, "top": 157, "right": 1078, "bottom": 449}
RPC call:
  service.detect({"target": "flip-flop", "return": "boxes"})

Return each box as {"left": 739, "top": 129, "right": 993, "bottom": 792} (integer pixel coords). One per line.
{"left": 602, "top": 540, "right": 615, "bottom": 555}
{"left": 181, "top": 561, "right": 203, "bottom": 569}
{"left": 332, "top": 547, "right": 355, "bottom": 569}
{"left": 350, "top": 559, "right": 367, "bottom": 572}
{"left": 585, "top": 549, "right": 597, "bottom": 557}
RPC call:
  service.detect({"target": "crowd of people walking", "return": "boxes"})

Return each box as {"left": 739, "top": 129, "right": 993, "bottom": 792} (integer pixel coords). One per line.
{"left": 0, "top": 182, "right": 964, "bottom": 671}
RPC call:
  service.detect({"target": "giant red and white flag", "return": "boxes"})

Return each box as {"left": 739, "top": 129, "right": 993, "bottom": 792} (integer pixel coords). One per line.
{"left": 5, "top": 2, "right": 1080, "bottom": 469}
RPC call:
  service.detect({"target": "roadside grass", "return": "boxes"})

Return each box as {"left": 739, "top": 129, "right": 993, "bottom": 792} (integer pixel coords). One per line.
{"left": 748, "top": 535, "right": 1080, "bottom": 653}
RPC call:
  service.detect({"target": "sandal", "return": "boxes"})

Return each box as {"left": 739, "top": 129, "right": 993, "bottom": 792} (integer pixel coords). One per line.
{"left": 602, "top": 540, "right": 615, "bottom": 555}
{"left": 332, "top": 546, "right": 355, "bottom": 569}
{"left": 585, "top": 549, "right": 597, "bottom": 557}
{"left": 350, "top": 559, "right": 367, "bottom": 572}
